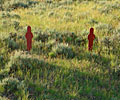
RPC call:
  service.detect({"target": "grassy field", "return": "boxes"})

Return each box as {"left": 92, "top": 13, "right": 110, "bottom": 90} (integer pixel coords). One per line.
{"left": 0, "top": 0, "right": 120, "bottom": 100}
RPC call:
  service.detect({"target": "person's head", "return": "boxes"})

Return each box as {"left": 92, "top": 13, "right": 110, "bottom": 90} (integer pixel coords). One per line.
{"left": 27, "top": 26, "right": 31, "bottom": 32}
{"left": 90, "top": 28, "right": 94, "bottom": 34}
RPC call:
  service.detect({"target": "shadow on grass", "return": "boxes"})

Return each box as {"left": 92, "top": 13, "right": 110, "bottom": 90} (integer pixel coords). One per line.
{"left": 7, "top": 56, "right": 116, "bottom": 100}
{"left": 77, "top": 51, "right": 111, "bottom": 68}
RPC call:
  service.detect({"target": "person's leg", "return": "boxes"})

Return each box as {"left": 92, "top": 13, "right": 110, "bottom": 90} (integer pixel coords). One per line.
{"left": 88, "top": 44, "right": 91, "bottom": 51}
{"left": 27, "top": 48, "right": 30, "bottom": 51}
{"left": 27, "top": 44, "right": 29, "bottom": 51}
{"left": 88, "top": 43, "right": 90, "bottom": 51}
{"left": 89, "top": 41, "right": 93, "bottom": 51}
{"left": 27, "top": 44, "right": 30, "bottom": 51}
{"left": 29, "top": 40, "right": 32, "bottom": 51}
{"left": 88, "top": 47, "right": 90, "bottom": 51}
{"left": 90, "top": 48, "right": 92, "bottom": 51}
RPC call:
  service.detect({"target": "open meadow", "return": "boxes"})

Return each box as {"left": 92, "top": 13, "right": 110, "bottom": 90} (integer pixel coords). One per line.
{"left": 0, "top": 0, "right": 120, "bottom": 100}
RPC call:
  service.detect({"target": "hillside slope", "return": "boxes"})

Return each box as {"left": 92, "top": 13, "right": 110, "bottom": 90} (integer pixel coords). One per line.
{"left": 0, "top": 0, "right": 120, "bottom": 100}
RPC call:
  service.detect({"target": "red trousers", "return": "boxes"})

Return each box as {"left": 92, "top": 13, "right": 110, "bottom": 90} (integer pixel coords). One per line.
{"left": 88, "top": 40, "right": 93, "bottom": 51}
{"left": 27, "top": 39, "right": 32, "bottom": 51}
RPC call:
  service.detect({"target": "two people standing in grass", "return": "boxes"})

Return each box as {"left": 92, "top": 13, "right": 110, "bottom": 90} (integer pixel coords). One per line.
{"left": 25, "top": 26, "right": 95, "bottom": 52}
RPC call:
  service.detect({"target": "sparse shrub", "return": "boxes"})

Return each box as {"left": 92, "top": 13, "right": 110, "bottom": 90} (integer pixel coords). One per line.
{"left": 96, "top": 1, "right": 107, "bottom": 5}
{"left": 88, "top": 18, "right": 98, "bottom": 25}
{"left": 75, "top": 37, "right": 82, "bottom": 46}
{"left": 33, "top": 40, "right": 53, "bottom": 55}
{"left": 1, "top": 0, "right": 29, "bottom": 11}
{"left": 101, "top": 36, "right": 112, "bottom": 54}
{"left": 0, "top": 68, "right": 10, "bottom": 80}
{"left": 98, "top": 1, "right": 120, "bottom": 14}
{"left": 110, "top": 34, "right": 120, "bottom": 55}
{"left": 116, "top": 28, "right": 120, "bottom": 34}
{"left": 45, "top": 0, "right": 53, "bottom": 3}
{"left": 101, "top": 34, "right": 120, "bottom": 55}
{"left": 65, "top": 36, "right": 73, "bottom": 43}
{"left": 58, "top": 5, "right": 73, "bottom": 10}
{"left": 111, "top": 1, "right": 120, "bottom": 9}
{"left": 64, "top": 11, "right": 72, "bottom": 17}
{"left": 12, "top": 2, "right": 28, "bottom": 9}
{"left": 35, "top": 32, "right": 49, "bottom": 43}
{"left": 46, "top": 29, "right": 57, "bottom": 36}
{"left": 0, "top": 55, "right": 4, "bottom": 67}
{"left": 12, "top": 14, "right": 21, "bottom": 19}
{"left": 45, "top": 30, "right": 62, "bottom": 42}
{"left": 95, "top": 23, "right": 114, "bottom": 34}
{"left": 13, "top": 21, "right": 20, "bottom": 31}
{"left": 7, "top": 39, "right": 19, "bottom": 50}
{"left": 1, "top": 12, "right": 10, "bottom": 18}
{"left": 34, "top": 39, "right": 55, "bottom": 55}
{"left": 59, "top": 0, "right": 73, "bottom": 5}
{"left": 77, "top": 12, "right": 89, "bottom": 20}
{"left": 7, "top": 52, "right": 48, "bottom": 80}
{"left": 47, "top": 39, "right": 56, "bottom": 46}
{"left": 93, "top": 36, "right": 99, "bottom": 49}
{"left": 49, "top": 51, "right": 56, "bottom": 58}
{"left": 0, "top": 77, "right": 27, "bottom": 100}
{"left": 51, "top": 43, "right": 75, "bottom": 58}
{"left": 98, "top": 5, "right": 112, "bottom": 14}
{"left": 115, "top": 23, "right": 120, "bottom": 34}
{"left": 4, "top": 33, "right": 19, "bottom": 50}
{"left": 38, "top": 42, "right": 53, "bottom": 54}
{"left": 1, "top": 12, "right": 21, "bottom": 19}
{"left": 3, "top": 32, "right": 26, "bottom": 51}
{"left": 0, "top": 96, "right": 9, "bottom": 100}
{"left": 0, "top": 55, "right": 4, "bottom": 62}
{"left": 2, "top": 19, "right": 12, "bottom": 27}
{"left": 48, "top": 11, "right": 54, "bottom": 17}
{"left": 28, "top": 1, "right": 39, "bottom": 6}
{"left": 81, "top": 29, "right": 89, "bottom": 37}
{"left": 32, "top": 41, "right": 42, "bottom": 53}
{"left": 0, "top": 39, "right": 10, "bottom": 68}
{"left": 55, "top": 33, "right": 63, "bottom": 43}
{"left": 75, "top": 36, "right": 86, "bottom": 46}
{"left": 63, "top": 15, "right": 74, "bottom": 22}
{"left": 112, "top": 64, "right": 120, "bottom": 80}
{"left": 62, "top": 32, "right": 77, "bottom": 44}
{"left": 2, "top": 20, "right": 7, "bottom": 25}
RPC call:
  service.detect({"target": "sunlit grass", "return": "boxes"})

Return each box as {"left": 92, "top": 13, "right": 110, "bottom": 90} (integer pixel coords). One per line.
{"left": 0, "top": 0, "right": 120, "bottom": 99}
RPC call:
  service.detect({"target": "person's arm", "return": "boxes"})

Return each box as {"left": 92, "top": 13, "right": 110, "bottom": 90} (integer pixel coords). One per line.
{"left": 31, "top": 33, "right": 33, "bottom": 38}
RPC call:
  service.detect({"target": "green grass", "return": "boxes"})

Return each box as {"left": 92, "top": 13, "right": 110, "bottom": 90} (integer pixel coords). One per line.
{"left": 0, "top": 0, "right": 120, "bottom": 100}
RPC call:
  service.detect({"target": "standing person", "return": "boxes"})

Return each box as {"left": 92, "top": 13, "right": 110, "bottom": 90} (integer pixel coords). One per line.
{"left": 88, "top": 28, "right": 95, "bottom": 51}
{"left": 25, "top": 26, "right": 33, "bottom": 51}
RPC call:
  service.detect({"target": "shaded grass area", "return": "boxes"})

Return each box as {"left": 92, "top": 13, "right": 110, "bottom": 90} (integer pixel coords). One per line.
{"left": 0, "top": 0, "right": 120, "bottom": 100}
{"left": 0, "top": 48, "right": 119, "bottom": 100}
{"left": 1, "top": 53, "right": 119, "bottom": 100}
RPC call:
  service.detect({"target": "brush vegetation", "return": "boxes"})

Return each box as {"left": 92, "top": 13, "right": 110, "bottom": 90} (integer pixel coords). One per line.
{"left": 0, "top": 0, "right": 120, "bottom": 100}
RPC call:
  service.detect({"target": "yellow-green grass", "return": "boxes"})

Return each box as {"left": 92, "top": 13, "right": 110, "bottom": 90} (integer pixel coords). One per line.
{"left": 0, "top": 0, "right": 120, "bottom": 100}
{"left": 5, "top": 1, "right": 118, "bottom": 36}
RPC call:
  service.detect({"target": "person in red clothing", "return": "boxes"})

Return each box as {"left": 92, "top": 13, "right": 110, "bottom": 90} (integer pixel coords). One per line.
{"left": 25, "top": 26, "right": 33, "bottom": 51}
{"left": 88, "top": 28, "right": 95, "bottom": 51}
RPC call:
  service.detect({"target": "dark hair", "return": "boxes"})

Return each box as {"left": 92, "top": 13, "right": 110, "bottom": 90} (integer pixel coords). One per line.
{"left": 90, "top": 28, "right": 94, "bottom": 33}
{"left": 27, "top": 26, "right": 31, "bottom": 32}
